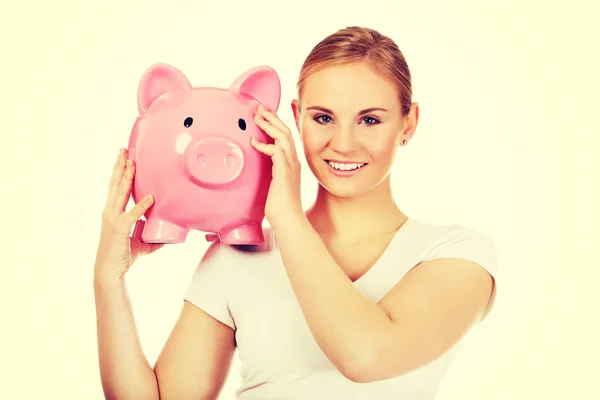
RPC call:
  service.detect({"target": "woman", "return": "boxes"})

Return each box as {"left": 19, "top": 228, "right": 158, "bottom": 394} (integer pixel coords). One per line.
{"left": 94, "top": 26, "right": 498, "bottom": 400}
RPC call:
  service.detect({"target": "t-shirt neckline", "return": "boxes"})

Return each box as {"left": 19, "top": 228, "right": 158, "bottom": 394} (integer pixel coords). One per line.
{"left": 352, "top": 216, "right": 414, "bottom": 287}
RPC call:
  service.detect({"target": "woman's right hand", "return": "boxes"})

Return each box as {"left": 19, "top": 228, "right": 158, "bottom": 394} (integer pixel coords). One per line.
{"left": 94, "top": 148, "right": 164, "bottom": 281}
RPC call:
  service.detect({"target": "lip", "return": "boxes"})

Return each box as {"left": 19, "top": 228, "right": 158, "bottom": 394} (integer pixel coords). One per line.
{"left": 324, "top": 159, "right": 368, "bottom": 176}
{"left": 326, "top": 159, "right": 366, "bottom": 164}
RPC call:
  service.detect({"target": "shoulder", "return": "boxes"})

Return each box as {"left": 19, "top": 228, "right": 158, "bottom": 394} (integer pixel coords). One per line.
{"left": 396, "top": 219, "right": 500, "bottom": 320}
{"left": 200, "top": 226, "right": 279, "bottom": 266}
{"left": 412, "top": 219, "right": 499, "bottom": 278}
{"left": 184, "top": 227, "right": 279, "bottom": 327}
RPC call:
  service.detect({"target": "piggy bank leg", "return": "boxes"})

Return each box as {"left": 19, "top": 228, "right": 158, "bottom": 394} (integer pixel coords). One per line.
{"left": 138, "top": 217, "right": 188, "bottom": 244}
{"left": 132, "top": 220, "right": 146, "bottom": 241}
{"left": 205, "top": 234, "right": 219, "bottom": 242}
{"left": 219, "top": 222, "right": 264, "bottom": 245}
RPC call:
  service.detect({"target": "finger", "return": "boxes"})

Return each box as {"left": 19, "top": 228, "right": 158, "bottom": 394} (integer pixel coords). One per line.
{"left": 257, "top": 104, "right": 291, "bottom": 136}
{"left": 254, "top": 114, "right": 295, "bottom": 162}
{"left": 251, "top": 139, "right": 290, "bottom": 175}
{"left": 250, "top": 137, "right": 278, "bottom": 157}
{"left": 122, "top": 194, "right": 154, "bottom": 228}
{"left": 107, "top": 148, "right": 127, "bottom": 203}
{"left": 271, "top": 145, "right": 290, "bottom": 176}
{"left": 114, "top": 159, "right": 135, "bottom": 212}
{"left": 255, "top": 106, "right": 295, "bottom": 147}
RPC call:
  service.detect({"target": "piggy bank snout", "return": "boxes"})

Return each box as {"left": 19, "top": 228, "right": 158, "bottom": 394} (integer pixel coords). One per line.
{"left": 184, "top": 137, "right": 245, "bottom": 188}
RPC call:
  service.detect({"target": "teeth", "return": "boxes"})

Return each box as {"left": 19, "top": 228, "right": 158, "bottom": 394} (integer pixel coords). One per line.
{"left": 328, "top": 161, "right": 365, "bottom": 171}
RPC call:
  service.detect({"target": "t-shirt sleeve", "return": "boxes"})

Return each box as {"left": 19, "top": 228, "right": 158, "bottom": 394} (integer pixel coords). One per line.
{"left": 421, "top": 225, "right": 499, "bottom": 280}
{"left": 183, "top": 241, "right": 236, "bottom": 330}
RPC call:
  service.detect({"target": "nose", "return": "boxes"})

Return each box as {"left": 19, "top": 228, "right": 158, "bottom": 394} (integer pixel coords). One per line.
{"left": 184, "top": 136, "right": 244, "bottom": 188}
{"left": 329, "top": 125, "right": 359, "bottom": 153}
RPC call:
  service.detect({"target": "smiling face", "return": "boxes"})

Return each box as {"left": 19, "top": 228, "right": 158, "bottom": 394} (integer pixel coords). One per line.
{"left": 292, "top": 61, "right": 417, "bottom": 198}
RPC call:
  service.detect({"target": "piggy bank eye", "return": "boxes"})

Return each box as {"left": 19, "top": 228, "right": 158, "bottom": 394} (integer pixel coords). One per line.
{"left": 184, "top": 117, "right": 194, "bottom": 128}
{"left": 238, "top": 118, "right": 247, "bottom": 131}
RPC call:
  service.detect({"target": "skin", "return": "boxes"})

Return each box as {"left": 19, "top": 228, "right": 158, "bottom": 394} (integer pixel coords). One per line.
{"left": 94, "top": 150, "right": 236, "bottom": 400}
{"left": 94, "top": 60, "right": 495, "bottom": 399}
{"left": 251, "top": 60, "right": 495, "bottom": 382}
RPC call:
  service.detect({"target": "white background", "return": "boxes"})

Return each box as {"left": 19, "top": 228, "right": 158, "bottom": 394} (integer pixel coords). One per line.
{"left": 2, "top": 0, "right": 598, "bottom": 399}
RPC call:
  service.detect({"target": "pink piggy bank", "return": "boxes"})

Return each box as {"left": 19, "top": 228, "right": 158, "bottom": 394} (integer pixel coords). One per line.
{"left": 127, "top": 63, "right": 281, "bottom": 245}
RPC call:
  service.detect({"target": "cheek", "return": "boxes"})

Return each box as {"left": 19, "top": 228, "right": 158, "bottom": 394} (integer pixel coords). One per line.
{"left": 301, "top": 127, "right": 329, "bottom": 154}
{"left": 365, "top": 130, "right": 400, "bottom": 161}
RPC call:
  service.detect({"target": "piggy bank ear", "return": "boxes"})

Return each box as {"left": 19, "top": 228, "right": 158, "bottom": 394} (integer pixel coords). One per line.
{"left": 137, "top": 63, "right": 192, "bottom": 114}
{"left": 230, "top": 66, "right": 281, "bottom": 112}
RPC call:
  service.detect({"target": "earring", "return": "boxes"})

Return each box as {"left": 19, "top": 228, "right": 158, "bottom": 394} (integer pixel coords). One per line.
{"left": 402, "top": 140, "right": 407, "bottom": 145}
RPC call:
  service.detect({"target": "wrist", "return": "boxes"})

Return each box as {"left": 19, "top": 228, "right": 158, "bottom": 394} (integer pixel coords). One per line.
{"left": 94, "top": 269, "right": 126, "bottom": 291}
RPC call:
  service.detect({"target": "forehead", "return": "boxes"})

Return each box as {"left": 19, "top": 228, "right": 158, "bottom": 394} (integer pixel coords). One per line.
{"left": 302, "top": 62, "right": 398, "bottom": 109}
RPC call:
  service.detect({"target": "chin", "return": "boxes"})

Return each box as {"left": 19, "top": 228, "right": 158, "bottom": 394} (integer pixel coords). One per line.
{"left": 320, "top": 181, "right": 373, "bottom": 199}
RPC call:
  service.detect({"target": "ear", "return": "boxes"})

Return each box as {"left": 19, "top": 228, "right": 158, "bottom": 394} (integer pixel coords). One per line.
{"left": 137, "top": 63, "right": 192, "bottom": 114}
{"left": 291, "top": 99, "right": 301, "bottom": 132}
{"left": 399, "top": 102, "right": 419, "bottom": 146}
{"left": 404, "top": 102, "right": 419, "bottom": 137}
{"left": 230, "top": 66, "right": 281, "bottom": 112}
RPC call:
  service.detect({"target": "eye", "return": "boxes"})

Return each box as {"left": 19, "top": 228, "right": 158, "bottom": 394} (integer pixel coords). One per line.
{"left": 183, "top": 117, "right": 193, "bottom": 128}
{"left": 238, "top": 118, "right": 247, "bottom": 130}
{"left": 362, "top": 116, "right": 380, "bottom": 126}
{"left": 315, "top": 115, "right": 332, "bottom": 124}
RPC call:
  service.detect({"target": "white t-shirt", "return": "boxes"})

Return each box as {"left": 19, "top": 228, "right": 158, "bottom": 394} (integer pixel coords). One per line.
{"left": 184, "top": 217, "right": 499, "bottom": 400}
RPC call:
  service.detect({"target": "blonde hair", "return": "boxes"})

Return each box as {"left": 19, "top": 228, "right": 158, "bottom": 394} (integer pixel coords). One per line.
{"left": 297, "top": 26, "right": 413, "bottom": 116}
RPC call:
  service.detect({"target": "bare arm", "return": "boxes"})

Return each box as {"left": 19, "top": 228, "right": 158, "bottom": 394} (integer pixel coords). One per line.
{"left": 272, "top": 214, "right": 495, "bottom": 383}
{"left": 154, "top": 301, "right": 236, "bottom": 400}
{"left": 94, "top": 274, "right": 236, "bottom": 400}
{"left": 94, "top": 275, "right": 159, "bottom": 400}
{"left": 94, "top": 148, "right": 236, "bottom": 399}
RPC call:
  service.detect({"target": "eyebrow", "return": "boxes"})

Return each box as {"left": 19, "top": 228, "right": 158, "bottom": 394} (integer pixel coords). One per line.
{"left": 305, "top": 106, "right": 388, "bottom": 115}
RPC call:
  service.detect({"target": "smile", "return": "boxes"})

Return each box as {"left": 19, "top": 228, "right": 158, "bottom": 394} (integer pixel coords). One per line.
{"left": 324, "top": 160, "right": 368, "bottom": 175}
{"left": 327, "top": 161, "right": 366, "bottom": 170}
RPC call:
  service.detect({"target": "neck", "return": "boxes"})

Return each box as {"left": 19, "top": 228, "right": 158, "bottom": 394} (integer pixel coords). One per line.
{"left": 305, "top": 176, "right": 407, "bottom": 240}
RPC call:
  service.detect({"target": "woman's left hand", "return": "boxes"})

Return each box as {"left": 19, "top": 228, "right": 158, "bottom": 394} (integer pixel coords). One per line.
{"left": 251, "top": 104, "right": 304, "bottom": 227}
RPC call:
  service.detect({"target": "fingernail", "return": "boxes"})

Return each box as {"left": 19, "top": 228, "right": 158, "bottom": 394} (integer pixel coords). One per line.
{"left": 261, "top": 104, "right": 269, "bottom": 112}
